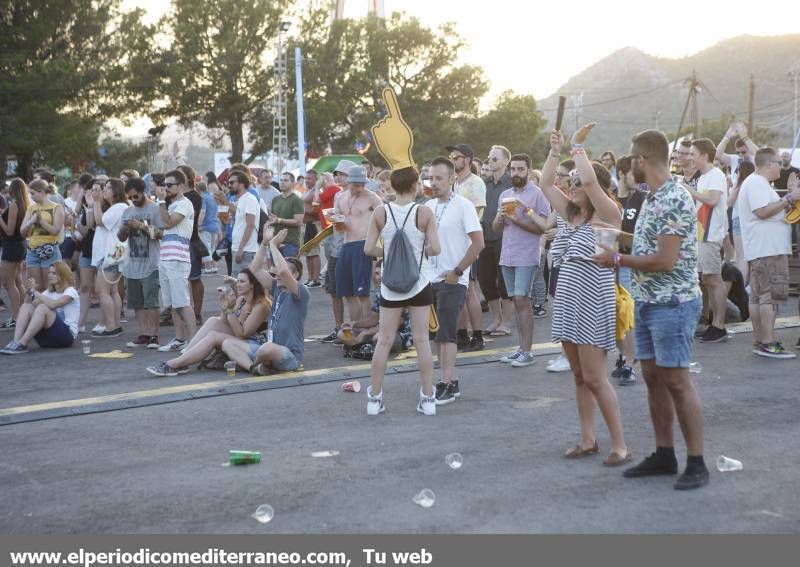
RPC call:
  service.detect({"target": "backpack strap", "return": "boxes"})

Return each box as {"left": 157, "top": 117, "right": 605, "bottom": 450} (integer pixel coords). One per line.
{"left": 400, "top": 203, "right": 417, "bottom": 229}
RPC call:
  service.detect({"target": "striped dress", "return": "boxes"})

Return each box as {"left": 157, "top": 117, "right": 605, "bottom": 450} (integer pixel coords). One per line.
{"left": 551, "top": 222, "right": 616, "bottom": 350}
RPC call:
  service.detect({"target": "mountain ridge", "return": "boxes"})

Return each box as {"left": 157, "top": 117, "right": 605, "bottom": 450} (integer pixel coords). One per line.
{"left": 538, "top": 34, "right": 800, "bottom": 153}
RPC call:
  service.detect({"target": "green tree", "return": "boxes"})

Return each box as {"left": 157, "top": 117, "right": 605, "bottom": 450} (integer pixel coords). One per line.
{"left": 96, "top": 135, "right": 149, "bottom": 176}
{"left": 149, "top": 0, "right": 290, "bottom": 164}
{"left": 0, "top": 0, "right": 150, "bottom": 182}
{"left": 288, "top": 6, "right": 488, "bottom": 165}
{"left": 464, "top": 91, "right": 547, "bottom": 162}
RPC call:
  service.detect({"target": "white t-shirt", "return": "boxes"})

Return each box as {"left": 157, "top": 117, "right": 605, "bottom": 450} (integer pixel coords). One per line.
{"left": 736, "top": 173, "right": 791, "bottom": 262}
{"left": 91, "top": 203, "right": 128, "bottom": 267}
{"left": 423, "top": 194, "right": 482, "bottom": 287}
{"left": 160, "top": 197, "right": 194, "bottom": 263}
{"left": 695, "top": 167, "right": 728, "bottom": 243}
{"left": 232, "top": 192, "right": 260, "bottom": 254}
{"left": 45, "top": 286, "right": 80, "bottom": 338}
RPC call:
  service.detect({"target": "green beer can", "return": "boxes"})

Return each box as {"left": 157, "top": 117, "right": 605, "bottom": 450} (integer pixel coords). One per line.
{"left": 229, "top": 450, "right": 262, "bottom": 466}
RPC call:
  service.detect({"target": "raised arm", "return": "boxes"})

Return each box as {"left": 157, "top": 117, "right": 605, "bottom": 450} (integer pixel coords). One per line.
{"left": 715, "top": 123, "right": 736, "bottom": 166}
{"left": 540, "top": 130, "right": 571, "bottom": 220}
{"left": 571, "top": 123, "right": 621, "bottom": 228}
{"left": 270, "top": 229, "right": 300, "bottom": 297}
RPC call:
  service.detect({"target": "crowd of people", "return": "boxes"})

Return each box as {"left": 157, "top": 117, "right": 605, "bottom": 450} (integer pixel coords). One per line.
{"left": 2, "top": 119, "right": 799, "bottom": 491}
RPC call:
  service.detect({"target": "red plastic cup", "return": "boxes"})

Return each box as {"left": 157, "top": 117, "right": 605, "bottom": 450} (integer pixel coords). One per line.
{"left": 341, "top": 381, "right": 361, "bottom": 393}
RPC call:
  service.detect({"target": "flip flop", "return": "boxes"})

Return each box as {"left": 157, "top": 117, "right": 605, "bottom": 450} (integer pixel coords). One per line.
{"left": 489, "top": 329, "right": 511, "bottom": 337}
{"left": 563, "top": 440, "right": 599, "bottom": 459}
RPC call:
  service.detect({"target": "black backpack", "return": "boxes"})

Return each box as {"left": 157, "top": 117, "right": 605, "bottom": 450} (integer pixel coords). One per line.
{"left": 382, "top": 203, "right": 425, "bottom": 293}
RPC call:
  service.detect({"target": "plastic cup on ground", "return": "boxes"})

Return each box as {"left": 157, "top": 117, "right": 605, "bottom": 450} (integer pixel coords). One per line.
{"left": 341, "top": 381, "right": 361, "bottom": 393}
{"left": 82, "top": 340, "right": 91, "bottom": 355}
{"left": 252, "top": 504, "right": 274, "bottom": 523}
{"left": 445, "top": 452, "right": 463, "bottom": 469}
{"left": 412, "top": 489, "right": 436, "bottom": 508}
{"left": 224, "top": 361, "right": 237, "bottom": 377}
{"left": 689, "top": 362, "right": 702, "bottom": 374}
{"left": 592, "top": 226, "right": 618, "bottom": 254}
{"left": 716, "top": 455, "right": 743, "bottom": 472}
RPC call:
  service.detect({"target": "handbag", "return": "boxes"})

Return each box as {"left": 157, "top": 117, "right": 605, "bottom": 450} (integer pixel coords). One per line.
{"left": 615, "top": 283, "right": 634, "bottom": 340}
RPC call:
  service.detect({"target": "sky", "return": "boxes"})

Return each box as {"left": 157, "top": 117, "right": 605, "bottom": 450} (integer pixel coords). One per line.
{"left": 120, "top": 0, "right": 800, "bottom": 136}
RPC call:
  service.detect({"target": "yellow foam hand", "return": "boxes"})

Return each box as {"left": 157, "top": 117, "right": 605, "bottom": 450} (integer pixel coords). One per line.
{"left": 371, "top": 87, "right": 415, "bottom": 170}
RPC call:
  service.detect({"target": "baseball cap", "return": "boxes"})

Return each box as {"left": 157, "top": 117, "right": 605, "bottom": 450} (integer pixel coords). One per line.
{"left": 445, "top": 144, "right": 474, "bottom": 160}
{"left": 333, "top": 160, "right": 358, "bottom": 175}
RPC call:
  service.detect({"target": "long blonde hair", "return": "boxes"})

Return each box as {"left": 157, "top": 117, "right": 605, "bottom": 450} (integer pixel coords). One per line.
{"left": 48, "top": 261, "right": 74, "bottom": 293}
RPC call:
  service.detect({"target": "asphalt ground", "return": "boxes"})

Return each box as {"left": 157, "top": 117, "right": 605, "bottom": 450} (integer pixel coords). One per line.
{"left": 1, "top": 273, "right": 799, "bottom": 533}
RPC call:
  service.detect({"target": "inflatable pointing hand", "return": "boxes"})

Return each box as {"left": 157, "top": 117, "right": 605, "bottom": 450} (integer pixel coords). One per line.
{"left": 371, "top": 87, "right": 415, "bottom": 170}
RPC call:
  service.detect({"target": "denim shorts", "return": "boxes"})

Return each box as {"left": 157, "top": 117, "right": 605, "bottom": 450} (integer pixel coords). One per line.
{"left": 501, "top": 265, "right": 537, "bottom": 298}
{"left": 731, "top": 216, "right": 741, "bottom": 236}
{"left": 271, "top": 344, "right": 300, "bottom": 371}
{"left": 232, "top": 251, "right": 256, "bottom": 276}
{"left": 79, "top": 255, "right": 93, "bottom": 269}
{"left": 635, "top": 297, "right": 701, "bottom": 368}
{"left": 26, "top": 246, "right": 63, "bottom": 268}
{"left": 618, "top": 266, "right": 633, "bottom": 293}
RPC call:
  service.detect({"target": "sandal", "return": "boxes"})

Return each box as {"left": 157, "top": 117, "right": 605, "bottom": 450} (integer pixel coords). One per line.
{"left": 563, "top": 440, "right": 599, "bottom": 459}
{"left": 603, "top": 449, "right": 633, "bottom": 467}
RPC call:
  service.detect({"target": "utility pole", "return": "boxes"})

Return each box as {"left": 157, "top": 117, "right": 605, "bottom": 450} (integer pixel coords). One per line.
{"left": 295, "top": 47, "right": 306, "bottom": 176}
{"left": 673, "top": 70, "right": 703, "bottom": 153}
{"left": 747, "top": 73, "right": 755, "bottom": 135}
{"left": 572, "top": 91, "right": 583, "bottom": 131}
{"left": 271, "top": 21, "right": 291, "bottom": 173}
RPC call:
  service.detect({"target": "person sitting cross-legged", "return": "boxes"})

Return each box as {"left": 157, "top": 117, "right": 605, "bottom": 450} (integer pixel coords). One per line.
{"left": 245, "top": 229, "right": 310, "bottom": 375}
{"left": 146, "top": 267, "right": 269, "bottom": 377}
{"left": 1, "top": 261, "right": 80, "bottom": 354}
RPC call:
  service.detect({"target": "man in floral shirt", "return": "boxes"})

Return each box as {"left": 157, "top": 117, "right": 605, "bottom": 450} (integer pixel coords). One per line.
{"left": 595, "top": 129, "right": 708, "bottom": 491}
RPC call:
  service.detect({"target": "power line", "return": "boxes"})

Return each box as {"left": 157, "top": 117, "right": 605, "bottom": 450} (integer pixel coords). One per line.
{"left": 538, "top": 81, "right": 683, "bottom": 112}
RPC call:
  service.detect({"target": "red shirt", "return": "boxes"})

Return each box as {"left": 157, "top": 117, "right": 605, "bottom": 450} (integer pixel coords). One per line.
{"left": 318, "top": 183, "right": 342, "bottom": 228}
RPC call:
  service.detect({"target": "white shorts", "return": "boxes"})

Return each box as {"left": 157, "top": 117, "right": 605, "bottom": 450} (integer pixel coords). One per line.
{"left": 159, "top": 260, "right": 191, "bottom": 309}
{"left": 199, "top": 231, "right": 217, "bottom": 261}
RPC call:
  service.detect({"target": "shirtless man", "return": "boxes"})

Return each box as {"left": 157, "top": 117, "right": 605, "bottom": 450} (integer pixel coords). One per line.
{"left": 334, "top": 164, "right": 382, "bottom": 322}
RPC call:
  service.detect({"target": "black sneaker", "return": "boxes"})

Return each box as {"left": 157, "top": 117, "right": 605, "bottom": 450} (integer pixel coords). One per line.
{"left": 456, "top": 333, "right": 470, "bottom": 351}
{"left": 700, "top": 325, "right": 728, "bottom": 343}
{"left": 694, "top": 325, "right": 708, "bottom": 339}
{"left": 94, "top": 327, "right": 123, "bottom": 338}
{"left": 623, "top": 452, "right": 678, "bottom": 478}
{"left": 450, "top": 379, "right": 461, "bottom": 398}
{"left": 320, "top": 329, "right": 338, "bottom": 343}
{"left": 674, "top": 466, "right": 710, "bottom": 490}
{"left": 532, "top": 305, "right": 547, "bottom": 318}
{"left": 796, "top": 337, "right": 800, "bottom": 350}
{"left": 466, "top": 336, "right": 485, "bottom": 351}
{"left": 618, "top": 365, "right": 636, "bottom": 386}
{"left": 435, "top": 381, "right": 457, "bottom": 405}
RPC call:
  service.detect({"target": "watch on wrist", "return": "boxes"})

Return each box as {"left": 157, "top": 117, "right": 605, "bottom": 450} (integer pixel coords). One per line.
{"left": 453, "top": 267, "right": 464, "bottom": 276}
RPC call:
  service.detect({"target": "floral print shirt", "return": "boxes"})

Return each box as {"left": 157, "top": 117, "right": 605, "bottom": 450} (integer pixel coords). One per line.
{"left": 631, "top": 178, "right": 701, "bottom": 304}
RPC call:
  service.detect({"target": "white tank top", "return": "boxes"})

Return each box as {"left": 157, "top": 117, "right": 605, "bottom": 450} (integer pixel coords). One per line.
{"left": 380, "top": 201, "right": 430, "bottom": 302}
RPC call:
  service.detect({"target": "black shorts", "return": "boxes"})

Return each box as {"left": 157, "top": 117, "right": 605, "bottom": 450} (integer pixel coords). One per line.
{"left": 381, "top": 284, "right": 434, "bottom": 308}
{"left": 189, "top": 239, "right": 208, "bottom": 281}
{"left": 548, "top": 267, "right": 560, "bottom": 299}
{"left": 1, "top": 240, "right": 25, "bottom": 263}
{"left": 325, "top": 255, "right": 338, "bottom": 296}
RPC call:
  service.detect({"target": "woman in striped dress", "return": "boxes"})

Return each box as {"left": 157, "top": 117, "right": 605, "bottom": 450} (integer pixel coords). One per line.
{"left": 540, "top": 124, "right": 630, "bottom": 466}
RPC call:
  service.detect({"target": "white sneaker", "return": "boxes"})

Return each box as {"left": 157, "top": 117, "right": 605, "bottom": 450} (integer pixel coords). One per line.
{"left": 417, "top": 388, "right": 436, "bottom": 416}
{"left": 78, "top": 325, "right": 86, "bottom": 334}
{"left": 158, "top": 338, "right": 186, "bottom": 352}
{"left": 511, "top": 351, "right": 536, "bottom": 367}
{"left": 500, "top": 350, "right": 523, "bottom": 363}
{"left": 546, "top": 354, "right": 571, "bottom": 372}
{"left": 91, "top": 323, "right": 106, "bottom": 334}
{"left": 367, "top": 385, "right": 385, "bottom": 416}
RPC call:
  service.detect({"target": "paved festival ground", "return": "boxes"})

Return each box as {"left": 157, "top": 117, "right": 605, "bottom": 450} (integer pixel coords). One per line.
{"left": 1, "top": 275, "right": 799, "bottom": 533}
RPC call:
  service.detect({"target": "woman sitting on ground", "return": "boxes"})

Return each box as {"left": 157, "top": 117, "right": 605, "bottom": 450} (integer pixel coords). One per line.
{"left": 146, "top": 268, "right": 269, "bottom": 377}
{"left": 1, "top": 261, "right": 80, "bottom": 354}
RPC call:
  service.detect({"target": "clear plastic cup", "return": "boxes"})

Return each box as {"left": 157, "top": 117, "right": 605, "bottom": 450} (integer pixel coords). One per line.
{"left": 224, "top": 361, "right": 237, "bottom": 377}
{"left": 716, "top": 455, "right": 743, "bottom": 472}
{"left": 82, "top": 340, "right": 91, "bottom": 355}
{"left": 445, "top": 452, "right": 463, "bottom": 470}
{"left": 592, "top": 226, "right": 618, "bottom": 254}
{"left": 252, "top": 504, "right": 274, "bottom": 523}
{"left": 412, "top": 489, "right": 435, "bottom": 508}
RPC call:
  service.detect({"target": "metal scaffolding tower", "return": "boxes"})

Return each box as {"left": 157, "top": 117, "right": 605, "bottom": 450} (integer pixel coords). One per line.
{"left": 272, "top": 22, "right": 291, "bottom": 173}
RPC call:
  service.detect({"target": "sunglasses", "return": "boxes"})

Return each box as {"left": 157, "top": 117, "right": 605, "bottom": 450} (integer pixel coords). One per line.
{"left": 227, "top": 182, "right": 237, "bottom": 187}
{"left": 163, "top": 182, "right": 178, "bottom": 188}
{"left": 449, "top": 154, "right": 466, "bottom": 161}
{"left": 737, "top": 151, "right": 749, "bottom": 155}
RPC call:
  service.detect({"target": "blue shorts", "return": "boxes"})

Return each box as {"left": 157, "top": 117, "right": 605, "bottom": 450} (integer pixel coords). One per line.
{"left": 79, "top": 255, "right": 93, "bottom": 269}
{"left": 271, "top": 344, "right": 300, "bottom": 371}
{"left": 59, "top": 237, "right": 76, "bottom": 260}
{"left": 246, "top": 337, "right": 268, "bottom": 359}
{"left": 280, "top": 243, "right": 300, "bottom": 259}
{"left": 731, "top": 216, "right": 741, "bottom": 236}
{"left": 336, "top": 240, "right": 372, "bottom": 297}
{"left": 33, "top": 311, "right": 75, "bottom": 349}
{"left": 635, "top": 297, "right": 701, "bottom": 368}
{"left": 618, "top": 266, "right": 633, "bottom": 293}
{"left": 501, "top": 265, "right": 538, "bottom": 298}
{"left": 26, "top": 246, "right": 63, "bottom": 268}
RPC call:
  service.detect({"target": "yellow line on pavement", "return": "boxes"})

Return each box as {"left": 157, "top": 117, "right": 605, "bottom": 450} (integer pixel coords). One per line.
{"left": 3, "top": 316, "right": 796, "bottom": 418}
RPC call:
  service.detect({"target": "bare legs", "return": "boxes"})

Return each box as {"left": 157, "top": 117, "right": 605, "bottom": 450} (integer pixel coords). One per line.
{"left": 0, "top": 261, "right": 24, "bottom": 319}
{"left": 370, "top": 305, "right": 434, "bottom": 398}
{"left": 78, "top": 266, "right": 95, "bottom": 329}
{"left": 563, "top": 342, "right": 627, "bottom": 456}
{"left": 94, "top": 271, "right": 121, "bottom": 330}
{"left": 13, "top": 303, "right": 56, "bottom": 346}
{"left": 701, "top": 273, "right": 727, "bottom": 329}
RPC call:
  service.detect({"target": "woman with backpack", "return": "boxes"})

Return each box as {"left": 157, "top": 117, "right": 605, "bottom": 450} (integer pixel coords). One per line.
{"left": 363, "top": 166, "right": 441, "bottom": 416}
